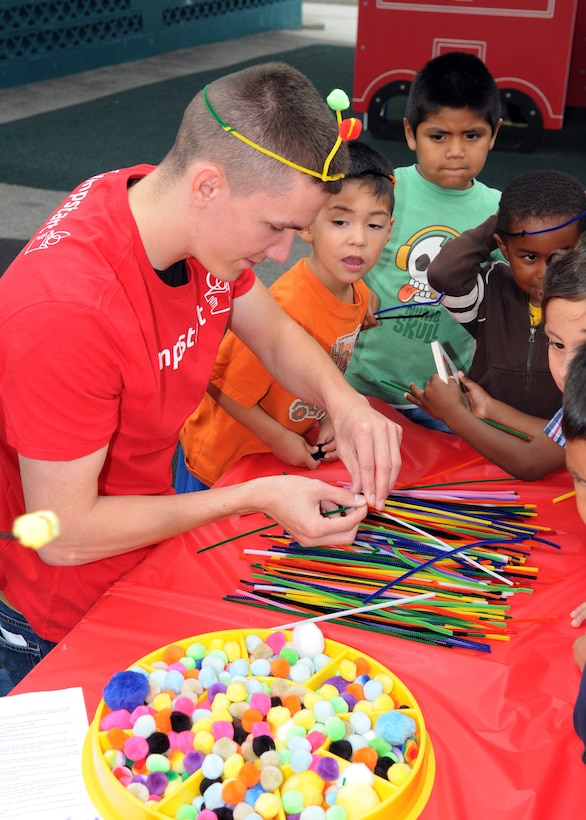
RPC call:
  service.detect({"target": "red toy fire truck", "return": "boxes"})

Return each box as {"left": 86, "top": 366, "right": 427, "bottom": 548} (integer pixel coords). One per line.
{"left": 353, "top": 0, "right": 586, "bottom": 151}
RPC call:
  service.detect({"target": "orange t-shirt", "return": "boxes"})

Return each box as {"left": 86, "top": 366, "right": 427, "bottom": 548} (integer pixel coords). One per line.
{"left": 180, "top": 258, "right": 369, "bottom": 485}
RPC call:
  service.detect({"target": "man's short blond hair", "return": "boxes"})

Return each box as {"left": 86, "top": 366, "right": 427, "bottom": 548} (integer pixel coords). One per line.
{"left": 162, "top": 62, "right": 348, "bottom": 195}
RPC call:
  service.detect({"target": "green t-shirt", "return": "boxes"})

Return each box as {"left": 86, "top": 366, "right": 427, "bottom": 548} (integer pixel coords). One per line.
{"left": 345, "top": 165, "right": 501, "bottom": 405}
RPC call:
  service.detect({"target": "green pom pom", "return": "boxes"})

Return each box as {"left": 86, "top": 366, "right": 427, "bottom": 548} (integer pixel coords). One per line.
{"left": 327, "top": 88, "right": 350, "bottom": 112}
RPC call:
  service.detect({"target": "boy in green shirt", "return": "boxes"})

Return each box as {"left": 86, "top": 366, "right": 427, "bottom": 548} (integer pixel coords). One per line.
{"left": 345, "top": 51, "right": 502, "bottom": 430}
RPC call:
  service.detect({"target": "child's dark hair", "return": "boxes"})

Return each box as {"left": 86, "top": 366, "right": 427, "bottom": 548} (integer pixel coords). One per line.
{"left": 562, "top": 341, "right": 586, "bottom": 442}
{"left": 542, "top": 246, "right": 586, "bottom": 319}
{"left": 346, "top": 141, "right": 395, "bottom": 211}
{"left": 497, "top": 170, "right": 586, "bottom": 236}
{"left": 405, "top": 52, "right": 501, "bottom": 135}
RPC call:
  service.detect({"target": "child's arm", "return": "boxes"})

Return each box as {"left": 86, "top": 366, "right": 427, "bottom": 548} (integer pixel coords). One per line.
{"left": 361, "top": 286, "right": 381, "bottom": 330}
{"left": 428, "top": 214, "right": 498, "bottom": 298}
{"left": 572, "top": 636, "right": 586, "bottom": 748}
{"left": 207, "top": 384, "right": 322, "bottom": 470}
{"left": 406, "top": 376, "right": 565, "bottom": 481}
{"left": 574, "top": 634, "right": 586, "bottom": 673}
{"left": 459, "top": 372, "right": 549, "bottom": 440}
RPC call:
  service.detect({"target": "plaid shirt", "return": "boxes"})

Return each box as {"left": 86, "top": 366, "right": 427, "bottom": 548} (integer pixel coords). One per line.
{"left": 544, "top": 408, "right": 566, "bottom": 448}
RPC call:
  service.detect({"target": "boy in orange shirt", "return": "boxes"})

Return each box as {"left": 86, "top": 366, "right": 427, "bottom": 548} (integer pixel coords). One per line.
{"left": 177, "top": 141, "right": 395, "bottom": 490}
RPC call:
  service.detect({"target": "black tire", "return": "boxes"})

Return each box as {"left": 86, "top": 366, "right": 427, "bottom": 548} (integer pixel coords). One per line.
{"left": 496, "top": 88, "right": 544, "bottom": 153}
{"left": 366, "top": 80, "right": 411, "bottom": 141}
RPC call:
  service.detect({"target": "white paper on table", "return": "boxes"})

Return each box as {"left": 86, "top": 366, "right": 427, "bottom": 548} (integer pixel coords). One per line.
{"left": 0, "top": 686, "right": 103, "bottom": 820}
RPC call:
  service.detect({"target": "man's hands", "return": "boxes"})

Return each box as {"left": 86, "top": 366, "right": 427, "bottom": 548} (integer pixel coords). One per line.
{"left": 255, "top": 474, "right": 369, "bottom": 546}
{"left": 329, "top": 396, "right": 402, "bottom": 509}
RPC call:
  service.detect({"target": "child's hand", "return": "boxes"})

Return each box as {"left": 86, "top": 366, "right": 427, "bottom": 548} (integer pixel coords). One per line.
{"left": 361, "top": 287, "right": 381, "bottom": 330}
{"left": 574, "top": 634, "right": 586, "bottom": 673}
{"left": 271, "top": 429, "right": 322, "bottom": 471}
{"left": 458, "top": 372, "right": 491, "bottom": 419}
{"left": 571, "top": 601, "right": 586, "bottom": 628}
{"left": 405, "top": 374, "right": 468, "bottom": 423}
{"left": 315, "top": 415, "right": 337, "bottom": 461}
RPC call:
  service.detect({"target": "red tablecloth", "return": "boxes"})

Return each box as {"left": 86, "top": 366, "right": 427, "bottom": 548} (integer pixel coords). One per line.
{"left": 13, "top": 403, "right": 586, "bottom": 819}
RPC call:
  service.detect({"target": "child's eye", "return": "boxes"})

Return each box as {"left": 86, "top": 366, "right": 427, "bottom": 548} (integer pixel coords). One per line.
{"left": 332, "top": 219, "right": 347, "bottom": 227}
{"left": 368, "top": 223, "right": 384, "bottom": 230}
{"left": 547, "top": 340, "right": 564, "bottom": 350}
{"left": 522, "top": 253, "right": 538, "bottom": 261}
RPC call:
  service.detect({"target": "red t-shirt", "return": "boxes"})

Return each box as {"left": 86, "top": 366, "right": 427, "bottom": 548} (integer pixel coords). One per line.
{"left": 0, "top": 165, "right": 254, "bottom": 640}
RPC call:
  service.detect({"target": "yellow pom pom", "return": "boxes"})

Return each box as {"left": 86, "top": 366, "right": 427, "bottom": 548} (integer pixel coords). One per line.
{"left": 12, "top": 510, "right": 60, "bottom": 549}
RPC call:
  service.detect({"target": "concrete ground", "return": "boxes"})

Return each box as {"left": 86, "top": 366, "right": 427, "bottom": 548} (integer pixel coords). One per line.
{"left": 0, "top": 2, "right": 358, "bottom": 285}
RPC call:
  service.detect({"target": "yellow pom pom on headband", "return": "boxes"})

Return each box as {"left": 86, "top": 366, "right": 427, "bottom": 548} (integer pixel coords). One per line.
{"left": 202, "top": 85, "right": 362, "bottom": 182}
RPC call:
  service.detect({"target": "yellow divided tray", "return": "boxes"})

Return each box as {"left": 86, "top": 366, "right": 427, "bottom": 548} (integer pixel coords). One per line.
{"left": 83, "top": 629, "right": 435, "bottom": 820}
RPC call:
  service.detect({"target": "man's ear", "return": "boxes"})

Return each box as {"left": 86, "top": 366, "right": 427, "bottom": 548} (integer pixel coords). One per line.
{"left": 190, "top": 164, "right": 225, "bottom": 207}
{"left": 298, "top": 226, "right": 314, "bottom": 245}
{"left": 493, "top": 230, "right": 509, "bottom": 261}
{"left": 403, "top": 118, "right": 417, "bottom": 152}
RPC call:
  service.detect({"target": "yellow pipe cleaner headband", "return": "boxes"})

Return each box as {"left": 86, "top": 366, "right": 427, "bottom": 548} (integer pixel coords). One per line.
{"left": 202, "top": 85, "right": 362, "bottom": 182}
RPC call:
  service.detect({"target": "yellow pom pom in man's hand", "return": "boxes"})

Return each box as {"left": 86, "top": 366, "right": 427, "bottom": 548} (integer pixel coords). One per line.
{"left": 12, "top": 510, "right": 60, "bottom": 549}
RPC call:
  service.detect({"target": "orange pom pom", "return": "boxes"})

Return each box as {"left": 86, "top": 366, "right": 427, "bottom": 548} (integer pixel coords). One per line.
{"left": 354, "top": 656, "right": 371, "bottom": 677}
{"left": 238, "top": 761, "right": 261, "bottom": 787}
{"left": 105, "top": 728, "right": 128, "bottom": 751}
{"left": 339, "top": 117, "right": 363, "bottom": 141}
{"left": 241, "top": 708, "right": 263, "bottom": 734}
{"left": 346, "top": 682, "right": 364, "bottom": 701}
{"left": 154, "top": 707, "right": 172, "bottom": 734}
{"left": 222, "top": 778, "right": 247, "bottom": 805}
{"left": 270, "top": 657, "right": 290, "bottom": 678}
{"left": 353, "top": 745, "right": 378, "bottom": 770}
{"left": 163, "top": 644, "right": 185, "bottom": 665}
{"left": 282, "top": 694, "right": 302, "bottom": 715}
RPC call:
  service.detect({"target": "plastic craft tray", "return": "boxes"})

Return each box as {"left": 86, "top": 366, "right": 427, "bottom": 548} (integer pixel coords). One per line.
{"left": 83, "top": 629, "right": 435, "bottom": 820}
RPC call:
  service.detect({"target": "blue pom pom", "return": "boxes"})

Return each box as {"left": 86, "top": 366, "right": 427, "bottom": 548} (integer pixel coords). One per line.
{"left": 374, "top": 711, "right": 416, "bottom": 745}
{"left": 103, "top": 670, "right": 150, "bottom": 712}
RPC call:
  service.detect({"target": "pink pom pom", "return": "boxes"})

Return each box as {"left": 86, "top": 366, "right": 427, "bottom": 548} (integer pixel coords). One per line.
{"left": 124, "top": 736, "right": 149, "bottom": 761}
{"left": 211, "top": 720, "right": 234, "bottom": 740}
{"left": 266, "top": 631, "right": 286, "bottom": 654}
{"left": 173, "top": 696, "right": 195, "bottom": 716}
{"left": 100, "top": 709, "right": 133, "bottom": 731}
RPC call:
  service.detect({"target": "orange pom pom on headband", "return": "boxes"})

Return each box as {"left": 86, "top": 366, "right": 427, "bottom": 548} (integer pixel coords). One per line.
{"left": 202, "top": 85, "right": 362, "bottom": 182}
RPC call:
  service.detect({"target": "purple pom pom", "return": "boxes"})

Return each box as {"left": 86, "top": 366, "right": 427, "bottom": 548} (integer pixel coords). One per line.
{"left": 317, "top": 756, "right": 340, "bottom": 781}
{"left": 341, "top": 692, "right": 358, "bottom": 710}
{"left": 323, "top": 675, "right": 348, "bottom": 692}
{"left": 207, "top": 682, "right": 227, "bottom": 702}
{"left": 146, "top": 771, "right": 168, "bottom": 795}
{"left": 103, "top": 671, "right": 150, "bottom": 712}
{"left": 184, "top": 750, "right": 205, "bottom": 774}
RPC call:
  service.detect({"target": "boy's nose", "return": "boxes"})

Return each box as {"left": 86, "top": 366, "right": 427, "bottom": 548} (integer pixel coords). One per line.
{"left": 349, "top": 226, "right": 367, "bottom": 247}
{"left": 445, "top": 137, "right": 466, "bottom": 157}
